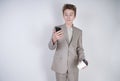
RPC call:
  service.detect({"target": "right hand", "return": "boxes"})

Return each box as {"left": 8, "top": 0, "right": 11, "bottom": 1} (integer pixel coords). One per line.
{"left": 52, "top": 29, "right": 64, "bottom": 44}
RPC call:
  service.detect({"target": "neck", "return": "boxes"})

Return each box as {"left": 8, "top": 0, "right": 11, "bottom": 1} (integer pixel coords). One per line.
{"left": 66, "top": 23, "right": 73, "bottom": 28}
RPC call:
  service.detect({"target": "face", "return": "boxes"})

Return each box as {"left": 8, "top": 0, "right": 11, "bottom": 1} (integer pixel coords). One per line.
{"left": 63, "top": 9, "right": 76, "bottom": 25}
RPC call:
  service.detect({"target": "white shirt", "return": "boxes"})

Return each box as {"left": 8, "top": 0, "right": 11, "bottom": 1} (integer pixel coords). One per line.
{"left": 67, "top": 27, "right": 73, "bottom": 42}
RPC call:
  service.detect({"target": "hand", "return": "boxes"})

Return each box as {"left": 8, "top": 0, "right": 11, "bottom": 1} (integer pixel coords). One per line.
{"left": 52, "top": 29, "right": 64, "bottom": 44}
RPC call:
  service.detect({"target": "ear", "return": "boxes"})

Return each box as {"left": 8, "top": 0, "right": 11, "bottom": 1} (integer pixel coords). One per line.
{"left": 73, "top": 16, "right": 76, "bottom": 20}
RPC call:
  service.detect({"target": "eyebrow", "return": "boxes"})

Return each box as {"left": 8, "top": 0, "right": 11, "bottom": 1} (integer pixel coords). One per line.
{"left": 64, "top": 12, "right": 74, "bottom": 14}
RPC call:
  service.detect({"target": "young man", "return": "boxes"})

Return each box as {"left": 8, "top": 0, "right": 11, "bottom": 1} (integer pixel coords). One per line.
{"left": 48, "top": 4, "right": 88, "bottom": 81}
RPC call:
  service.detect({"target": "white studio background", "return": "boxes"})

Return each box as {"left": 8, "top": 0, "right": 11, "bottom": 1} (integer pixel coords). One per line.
{"left": 0, "top": 0, "right": 120, "bottom": 81}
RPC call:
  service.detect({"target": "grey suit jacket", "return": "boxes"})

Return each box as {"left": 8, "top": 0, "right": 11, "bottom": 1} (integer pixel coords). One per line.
{"left": 48, "top": 24, "right": 85, "bottom": 74}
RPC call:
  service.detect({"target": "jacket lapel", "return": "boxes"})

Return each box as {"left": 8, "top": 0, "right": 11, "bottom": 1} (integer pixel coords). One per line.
{"left": 62, "top": 24, "right": 76, "bottom": 46}
{"left": 69, "top": 26, "right": 75, "bottom": 46}
{"left": 63, "top": 25, "right": 69, "bottom": 45}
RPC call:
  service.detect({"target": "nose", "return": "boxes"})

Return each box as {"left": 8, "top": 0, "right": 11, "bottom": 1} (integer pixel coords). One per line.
{"left": 67, "top": 16, "right": 70, "bottom": 20}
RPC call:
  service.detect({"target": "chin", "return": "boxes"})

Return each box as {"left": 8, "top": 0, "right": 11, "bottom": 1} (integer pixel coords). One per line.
{"left": 66, "top": 21, "right": 72, "bottom": 24}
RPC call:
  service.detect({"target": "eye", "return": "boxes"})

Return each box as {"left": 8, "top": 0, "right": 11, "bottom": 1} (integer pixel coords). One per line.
{"left": 65, "top": 14, "right": 68, "bottom": 16}
{"left": 70, "top": 13, "right": 74, "bottom": 16}
{"left": 64, "top": 14, "right": 68, "bottom": 16}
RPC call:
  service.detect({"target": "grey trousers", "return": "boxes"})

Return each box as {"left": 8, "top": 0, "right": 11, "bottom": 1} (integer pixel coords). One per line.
{"left": 55, "top": 70, "right": 79, "bottom": 81}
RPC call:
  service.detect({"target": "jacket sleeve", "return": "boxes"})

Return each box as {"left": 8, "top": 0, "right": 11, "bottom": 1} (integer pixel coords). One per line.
{"left": 77, "top": 30, "right": 85, "bottom": 62}
{"left": 48, "top": 32, "right": 57, "bottom": 50}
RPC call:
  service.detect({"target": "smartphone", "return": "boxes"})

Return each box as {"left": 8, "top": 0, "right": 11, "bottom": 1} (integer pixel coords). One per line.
{"left": 55, "top": 26, "right": 61, "bottom": 32}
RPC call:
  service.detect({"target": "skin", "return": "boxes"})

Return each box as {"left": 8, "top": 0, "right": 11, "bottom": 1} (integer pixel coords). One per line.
{"left": 63, "top": 9, "right": 76, "bottom": 28}
{"left": 52, "top": 9, "right": 76, "bottom": 43}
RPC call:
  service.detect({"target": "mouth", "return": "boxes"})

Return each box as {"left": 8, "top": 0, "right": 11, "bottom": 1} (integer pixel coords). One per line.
{"left": 67, "top": 20, "right": 71, "bottom": 21}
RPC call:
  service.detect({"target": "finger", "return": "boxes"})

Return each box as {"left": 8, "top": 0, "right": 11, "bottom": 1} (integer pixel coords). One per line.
{"left": 56, "top": 34, "right": 63, "bottom": 38}
{"left": 56, "top": 31, "right": 63, "bottom": 35}
{"left": 58, "top": 35, "right": 63, "bottom": 39}
{"left": 57, "top": 33, "right": 63, "bottom": 37}
{"left": 56, "top": 34, "right": 62, "bottom": 37}
{"left": 59, "top": 33, "right": 63, "bottom": 36}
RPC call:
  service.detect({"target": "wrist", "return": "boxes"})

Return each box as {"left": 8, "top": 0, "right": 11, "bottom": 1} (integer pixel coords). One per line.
{"left": 52, "top": 38, "right": 57, "bottom": 44}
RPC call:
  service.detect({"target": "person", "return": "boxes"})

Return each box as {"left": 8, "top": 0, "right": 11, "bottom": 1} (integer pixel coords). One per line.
{"left": 48, "top": 4, "right": 88, "bottom": 81}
